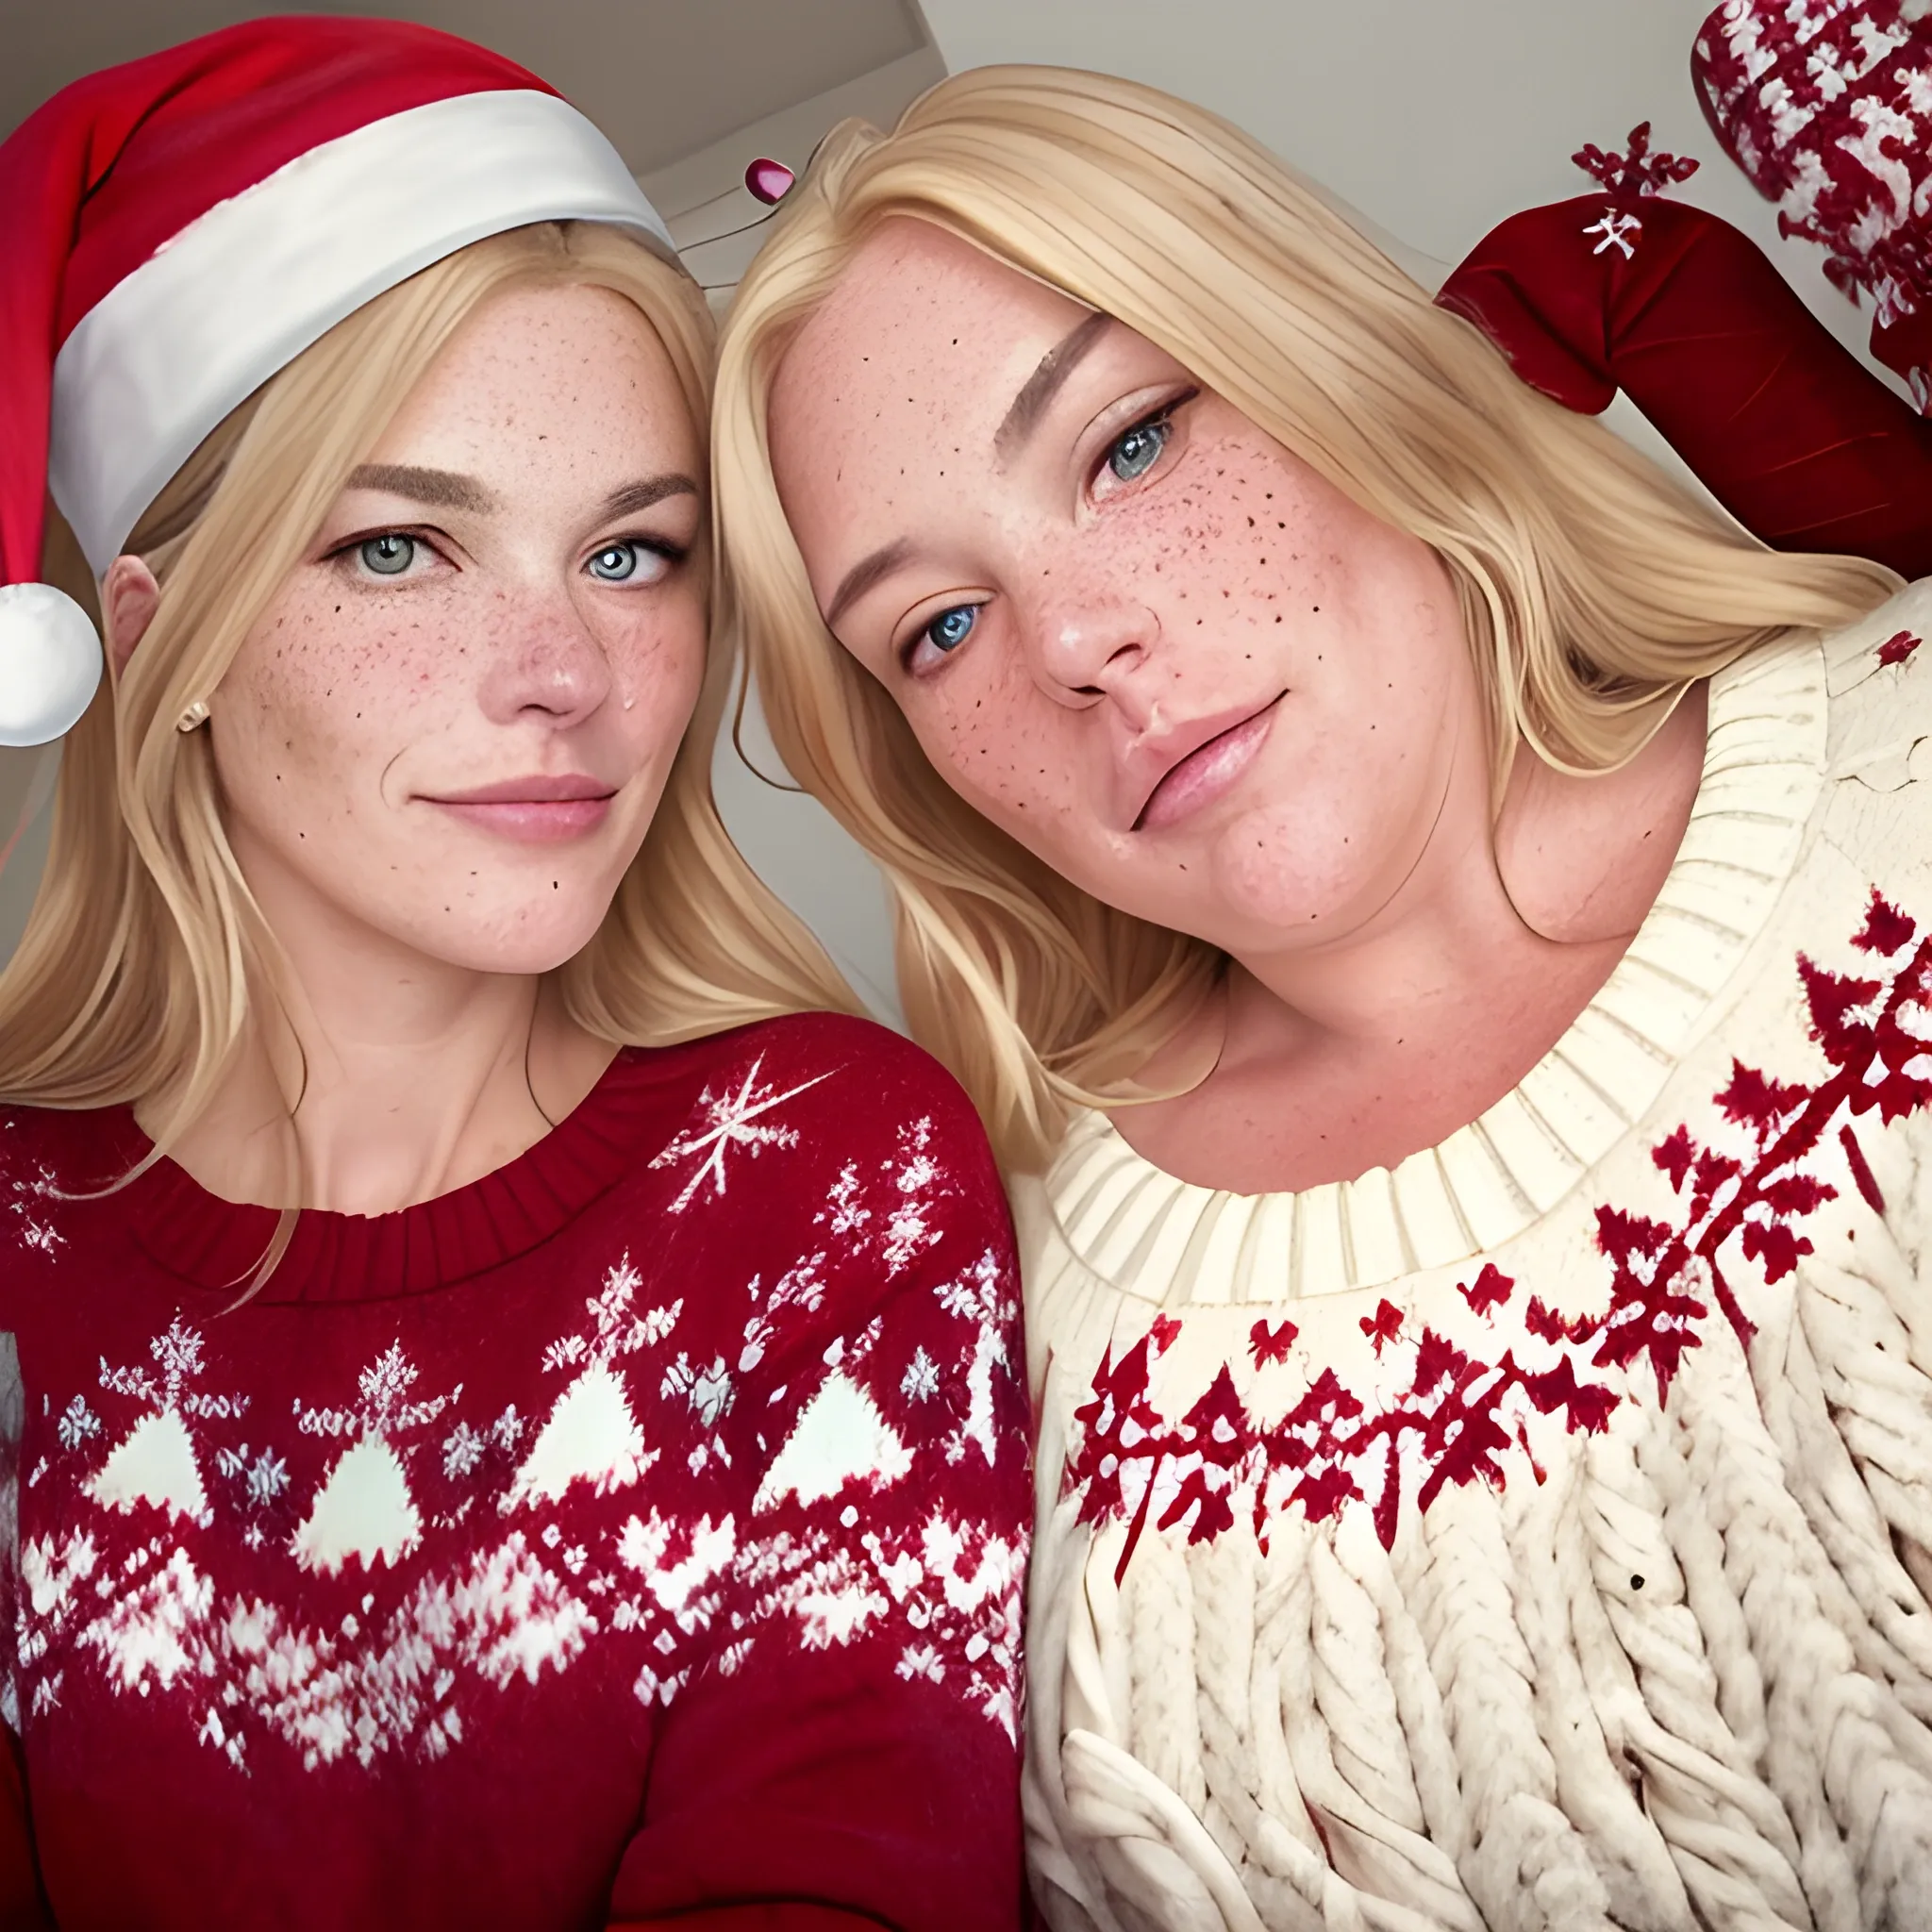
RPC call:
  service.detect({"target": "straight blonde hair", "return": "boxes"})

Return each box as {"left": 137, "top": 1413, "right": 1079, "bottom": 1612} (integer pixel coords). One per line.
{"left": 1, "top": 221, "right": 857, "bottom": 1175}
{"left": 713, "top": 65, "right": 1900, "bottom": 1172}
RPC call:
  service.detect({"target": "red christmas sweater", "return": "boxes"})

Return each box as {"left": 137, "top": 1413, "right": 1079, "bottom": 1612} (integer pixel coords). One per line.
{"left": 0, "top": 1012, "right": 1029, "bottom": 1930}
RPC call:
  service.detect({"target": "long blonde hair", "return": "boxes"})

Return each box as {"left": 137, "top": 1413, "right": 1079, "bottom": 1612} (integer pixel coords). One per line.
{"left": 713, "top": 65, "right": 1899, "bottom": 1172}
{"left": 1, "top": 220, "right": 856, "bottom": 1166}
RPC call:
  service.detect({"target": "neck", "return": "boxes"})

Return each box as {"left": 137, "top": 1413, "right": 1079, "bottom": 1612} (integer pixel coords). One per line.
{"left": 145, "top": 847, "right": 614, "bottom": 1217}
{"left": 1124, "top": 686, "right": 1708, "bottom": 1191}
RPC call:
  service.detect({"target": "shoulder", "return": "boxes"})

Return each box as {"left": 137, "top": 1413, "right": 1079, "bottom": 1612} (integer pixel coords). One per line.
{"left": 673, "top": 1009, "right": 979, "bottom": 1115}
{"left": 0, "top": 1101, "right": 127, "bottom": 1192}
{"left": 1821, "top": 579, "right": 1932, "bottom": 776}
{"left": 646, "top": 1010, "right": 1001, "bottom": 1195}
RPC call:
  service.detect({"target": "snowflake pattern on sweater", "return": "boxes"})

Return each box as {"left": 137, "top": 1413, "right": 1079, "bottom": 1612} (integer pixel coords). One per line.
{"left": 0, "top": 1014, "right": 1028, "bottom": 1931}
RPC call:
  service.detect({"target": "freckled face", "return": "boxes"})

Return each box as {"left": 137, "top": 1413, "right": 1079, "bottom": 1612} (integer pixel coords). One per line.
{"left": 211, "top": 283, "right": 706, "bottom": 975}
{"left": 767, "top": 221, "right": 1481, "bottom": 956}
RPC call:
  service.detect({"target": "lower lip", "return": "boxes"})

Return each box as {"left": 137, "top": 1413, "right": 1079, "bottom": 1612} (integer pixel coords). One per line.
{"left": 425, "top": 797, "right": 614, "bottom": 843}
{"left": 1138, "top": 700, "right": 1283, "bottom": 832}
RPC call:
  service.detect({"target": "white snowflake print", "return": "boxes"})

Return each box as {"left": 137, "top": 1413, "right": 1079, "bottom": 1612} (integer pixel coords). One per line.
{"left": 18, "top": 1529, "right": 600, "bottom": 1773}
{"left": 245, "top": 1452, "right": 289, "bottom": 1507}
{"left": 291, "top": 1341, "right": 458, "bottom": 1443}
{"left": 661, "top": 1354, "right": 735, "bottom": 1429}
{"left": 89, "top": 1320, "right": 249, "bottom": 1526}
{"left": 289, "top": 1344, "right": 462, "bottom": 1576}
{"left": 648, "top": 1056, "right": 832, "bottom": 1212}
{"left": 539, "top": 1254, "right": 682, "bottom": 1379}
{"left": 98, "top": 1316, "right": 247, "bottom": 1423}
{"left": 740, "top": 1253, "right": 830, "bottom": 1374}
{"left": 442, "top": 1422, "right": 488, "bottom": 1480}
{"left": 1584, "top": 207, "right": 1641, "bottom": 259}
{"left": 55, "top": 1395, "right": 101, "bottom": 1451}
{"left": 8, "top": 1156, "right": 64, "bottom": 1257}
{"left": 900, "top": 1349, "right": 940, "bottom": 1404}
{"left": 816, "top": 1162, "right": 872, "bottom": 1240}
{"left": 213, "top": 1444, "right": 290, "bottom": 1510}
{"left": 881, "top": 1117, "right": 948, "bottom": 1276}
{"left": 505, "top": 1255, "right": 678, "bottom": 1516}
{"left": 933, "top": 1250, "right": 1018, "bottom": 1469}
{"left": 734, "top": 1510, "right": 1024, "bottom": 1742}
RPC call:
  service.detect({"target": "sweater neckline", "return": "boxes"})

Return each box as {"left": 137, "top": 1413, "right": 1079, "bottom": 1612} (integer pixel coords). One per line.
{"left": 1040, "top": 631, "right": 1830, "bottom": 1307}
{"left": 117, "top": 1043, "right": 674, "bottom": 1304}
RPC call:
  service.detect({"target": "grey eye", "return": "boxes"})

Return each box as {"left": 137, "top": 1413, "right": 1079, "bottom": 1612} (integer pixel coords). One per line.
{"left": 588, "top": 542, "right": 640, "bottom": 582}
{"left": 1108, "top": 417, "right": 1171, "bottom": 483}
{"left": 359, "top": 533, "right": 416, "bottom": 575}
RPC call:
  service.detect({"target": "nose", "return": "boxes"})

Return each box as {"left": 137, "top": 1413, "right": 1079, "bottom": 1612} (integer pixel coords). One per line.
{"left": 475, "top": 591, "right": 613, "bottom": 730}
{"left": 1024, "top": 594, "right": 1161, "bottom": 711}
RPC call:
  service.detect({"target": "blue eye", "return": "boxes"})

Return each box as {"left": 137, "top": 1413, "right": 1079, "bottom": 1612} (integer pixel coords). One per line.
{"left": 358, "top": 534, "right": 415, "bottom": 575}
{"left": 924, "top": 605, "right": 978, "bottom": 654}
{"left": 1108, "top": 417, "right": 1171, "bottom": 483}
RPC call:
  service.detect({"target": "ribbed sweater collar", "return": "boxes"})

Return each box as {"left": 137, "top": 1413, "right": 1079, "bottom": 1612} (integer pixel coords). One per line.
{"left": 1041, "top": 630, "right": 1830, "bottom": 1305}
{"left": 110, "top": 1044, "right": 672, "bottom": 1304}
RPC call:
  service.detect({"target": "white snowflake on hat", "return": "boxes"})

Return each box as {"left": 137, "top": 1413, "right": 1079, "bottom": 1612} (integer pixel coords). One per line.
{"left": 0, "top": 13, "right": 679, "bottom": 746}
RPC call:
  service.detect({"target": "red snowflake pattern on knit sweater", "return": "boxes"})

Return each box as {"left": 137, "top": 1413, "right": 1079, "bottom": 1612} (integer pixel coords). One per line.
{"left": 1064, "top": 890, "right": 1932, "bottom": 1577}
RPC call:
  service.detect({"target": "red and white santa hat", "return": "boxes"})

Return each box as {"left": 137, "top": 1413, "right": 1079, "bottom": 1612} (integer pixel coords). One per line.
{"left": 0, "top": 15, "right": 676, "bottom": 747}
{"left": 1692, "top": 0, "right": 1932, "bottom": 405}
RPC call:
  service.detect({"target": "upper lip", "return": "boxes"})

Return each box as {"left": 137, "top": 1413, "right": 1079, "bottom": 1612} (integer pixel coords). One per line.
{"left": 420, "top": 774, "right": 617, "bottom": 805}
{"left": 1124, "top": 691, "right": 1286, "bottom": 828}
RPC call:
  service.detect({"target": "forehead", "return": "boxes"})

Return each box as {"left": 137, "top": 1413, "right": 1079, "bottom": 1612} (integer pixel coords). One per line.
{"left": 381, "top": 282, "right": 695, "bottom": 468}
{"left": 770, "top": 220, "right": 1095, "bottom": 470}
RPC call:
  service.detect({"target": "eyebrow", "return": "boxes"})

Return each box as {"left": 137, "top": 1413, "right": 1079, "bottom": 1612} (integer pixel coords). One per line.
{"left": 599, "top": 474, "right": 700, "bottom": 520}
{"left": 345, "top": 464, "right": 498, "bottom": 513}
{"left": 824, "top": 537, "right": 914, "bottom": 631}
{"left": 993, "top": 310, "right": 1115, "bottom": 465}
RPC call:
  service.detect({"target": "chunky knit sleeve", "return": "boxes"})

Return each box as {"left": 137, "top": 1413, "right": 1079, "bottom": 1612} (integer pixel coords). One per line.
{"left": 605, "top": 1019, "right": 1030, "bottom": 1928}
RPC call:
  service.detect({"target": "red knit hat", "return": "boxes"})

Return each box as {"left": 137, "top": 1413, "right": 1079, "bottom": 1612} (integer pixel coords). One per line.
{"left": 1692, "top": 0, "right": 1932, "bottom": 404}
{"left": 0, "top": 15, "right": 675, "bottom": 747}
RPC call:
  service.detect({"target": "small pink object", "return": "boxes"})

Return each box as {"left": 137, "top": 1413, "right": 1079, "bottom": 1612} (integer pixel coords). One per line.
{"left": 1878, "top": 628, "right": 1922, "bottom": 666}
{"left": 744, "top": 157, "right": 794, "bottom": 205}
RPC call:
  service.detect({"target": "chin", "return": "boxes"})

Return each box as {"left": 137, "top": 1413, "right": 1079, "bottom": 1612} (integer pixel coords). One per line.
{"left": 1202, "top": 801, "right": 1399, "bottom": 938}
{"left": 408, "top": 899, "right": 616, "bottom": 977}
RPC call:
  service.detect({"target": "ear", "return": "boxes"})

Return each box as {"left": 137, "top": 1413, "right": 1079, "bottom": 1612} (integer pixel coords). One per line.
{"left": 100, "top": 555, "right": 161, "bottom": 682}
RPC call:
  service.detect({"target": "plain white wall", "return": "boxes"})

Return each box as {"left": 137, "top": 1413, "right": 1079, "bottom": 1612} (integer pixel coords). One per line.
{"left": 916, "top": 0, "right": 1893, "bottom": 386}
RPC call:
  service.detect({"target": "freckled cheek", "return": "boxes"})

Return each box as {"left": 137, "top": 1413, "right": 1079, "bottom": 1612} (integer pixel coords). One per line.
{"left": 605, "top": 601, "right": 707, "bottom": 749}
{"left": 223, "top": 603, "right": 449, "bottom": 802}
{"left": 1124, "top": 483, "right": 1325, "bottom": 668}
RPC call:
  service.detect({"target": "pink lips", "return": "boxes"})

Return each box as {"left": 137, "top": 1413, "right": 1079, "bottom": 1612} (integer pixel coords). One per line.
{"left": 1135, "top": 696, "right": 1284, "bottom": 832}
{"left": 419, "top": 774, "right": 616, "bottom": 844}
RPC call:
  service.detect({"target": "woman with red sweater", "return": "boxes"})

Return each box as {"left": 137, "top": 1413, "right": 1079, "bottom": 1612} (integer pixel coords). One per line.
{"left": 0, "top": 20, "right": 1026, "bottom": 1929}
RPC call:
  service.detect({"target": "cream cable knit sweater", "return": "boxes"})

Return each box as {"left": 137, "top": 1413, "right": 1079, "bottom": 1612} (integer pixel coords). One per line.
{"left": 1014, "top": 583, "right": 1932, "bottom": 1932}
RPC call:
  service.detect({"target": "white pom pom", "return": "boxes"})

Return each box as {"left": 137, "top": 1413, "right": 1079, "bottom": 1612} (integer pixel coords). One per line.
{"left": 0, "top": 582, "right": 103, "bottom": 747}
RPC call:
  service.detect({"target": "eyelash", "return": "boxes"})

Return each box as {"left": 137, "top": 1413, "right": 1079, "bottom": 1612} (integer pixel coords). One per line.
{"left": 323, "top": 528, "right": 690, "bottom": 580}
{"left": 1091, "top": 389, "right": 1197, "bottom": 494}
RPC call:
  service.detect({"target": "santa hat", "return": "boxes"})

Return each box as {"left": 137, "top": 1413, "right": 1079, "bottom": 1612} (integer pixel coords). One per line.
{"left": 1692, "top": 0, "right": 1932, "bottom": 405}
{"left": 0, "top": 15, "right": 675, "bottom": 747}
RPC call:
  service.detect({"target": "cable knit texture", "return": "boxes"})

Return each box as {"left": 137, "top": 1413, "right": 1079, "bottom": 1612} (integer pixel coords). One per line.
{"left": 0, "top": 1013, "right": 1028, "bottom": 1929}
{"left": 1015, "top": 582, "right": 1932, "bottom": 1930}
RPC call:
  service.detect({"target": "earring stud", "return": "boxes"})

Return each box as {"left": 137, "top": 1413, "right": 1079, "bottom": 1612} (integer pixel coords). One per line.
{"left": 175, "top": 698, "right": 209, "bottom": 733}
